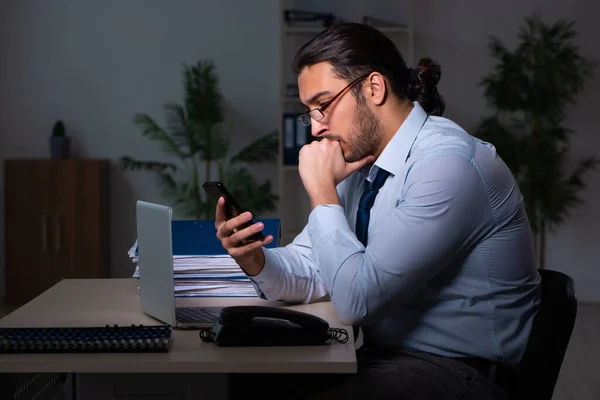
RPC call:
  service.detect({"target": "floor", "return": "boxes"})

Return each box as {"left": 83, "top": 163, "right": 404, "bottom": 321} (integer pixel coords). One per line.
{"left": 0, "top": 301, "right": 598, "bottom": 399}
{"left": 553, "top": 302, "right": 600, "bottom": 400}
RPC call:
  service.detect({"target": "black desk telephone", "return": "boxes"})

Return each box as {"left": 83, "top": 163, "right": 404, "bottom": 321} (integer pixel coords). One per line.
{"left": 198, "top": 306, "right": 348, "bottom": 347}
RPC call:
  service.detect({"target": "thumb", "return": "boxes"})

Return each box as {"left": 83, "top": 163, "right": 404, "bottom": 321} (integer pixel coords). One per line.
{"left": 346, "top": 155, "right": 376, "bottom": 174}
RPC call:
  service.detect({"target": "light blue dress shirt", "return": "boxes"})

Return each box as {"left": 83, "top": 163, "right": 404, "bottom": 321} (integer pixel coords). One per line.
{"left": 252, "top": 102, "right": 541, "bottom": 366}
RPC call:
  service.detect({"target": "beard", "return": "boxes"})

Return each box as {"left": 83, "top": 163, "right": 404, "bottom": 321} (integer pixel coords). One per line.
{"left": 324, "top": 95, "right": 383, "bottom": 163}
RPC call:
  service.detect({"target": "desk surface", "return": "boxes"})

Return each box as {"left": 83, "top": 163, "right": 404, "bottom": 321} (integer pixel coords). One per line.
{"left": 0, "top": 279, "right": 356, "bottom": 373}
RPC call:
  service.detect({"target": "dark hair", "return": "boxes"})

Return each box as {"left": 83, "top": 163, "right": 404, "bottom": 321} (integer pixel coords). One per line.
{"left": 292, "top": 22, "right": 445, "bottom": 116}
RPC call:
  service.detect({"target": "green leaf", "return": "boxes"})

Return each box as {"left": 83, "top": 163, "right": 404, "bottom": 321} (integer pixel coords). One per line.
{"left": 163, "top": 102, "right": 195, "bottom": 156}
{"left": 155, "top": 172, "right": 178, "bottom": 197}
{"left": 193, "top": 120, "right": 230, "bottom": 161}
{"left": 223, "top": 167, "right": 279, "bottom": 215}
{"left": 132, "top": 114, "right": 186, "bottom": 159}
{"left": 230, "top": 130, "right": 279, "bottom": 164}
{"left": 473, "top": 116, "right": 525, "bottom": 179}
{"left": 184, "top": 60, "right": 224, "bottom": 127}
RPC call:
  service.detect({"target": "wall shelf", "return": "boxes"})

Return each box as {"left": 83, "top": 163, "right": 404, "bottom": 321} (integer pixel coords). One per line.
{"left": 284, "top": 25, "right": 410, "bottom": 35}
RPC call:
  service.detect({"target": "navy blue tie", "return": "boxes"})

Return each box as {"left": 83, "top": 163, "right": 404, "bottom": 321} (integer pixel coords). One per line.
{"left": 355, "top": 168, "right": 390, "bottom": 246}
{"left": 353, "top": 167, "right": 390, "bottom": 342}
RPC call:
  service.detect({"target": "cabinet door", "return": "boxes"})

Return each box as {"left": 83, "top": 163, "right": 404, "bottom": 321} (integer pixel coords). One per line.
{"left": 52, "top": 160, "right": 109, "bottom": 279}
{"left": 4, "top": 161, "right": 55, "bottom": 305}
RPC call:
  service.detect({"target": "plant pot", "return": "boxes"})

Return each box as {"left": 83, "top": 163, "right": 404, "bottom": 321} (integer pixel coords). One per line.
{"left": 49, "top": 137, "right": 71, "bottom": 159}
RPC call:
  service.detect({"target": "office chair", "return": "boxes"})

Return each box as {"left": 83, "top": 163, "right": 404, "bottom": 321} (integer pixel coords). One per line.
{"left": 513, "top": 269, "right": 577, "bottom": 400}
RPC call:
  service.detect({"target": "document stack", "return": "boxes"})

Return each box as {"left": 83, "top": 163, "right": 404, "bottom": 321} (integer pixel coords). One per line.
{"left": 130, "top": 218, "right": 280, "bottom": 298}
{"left": 129, "top": 243, "right": 259, "bottom": 297}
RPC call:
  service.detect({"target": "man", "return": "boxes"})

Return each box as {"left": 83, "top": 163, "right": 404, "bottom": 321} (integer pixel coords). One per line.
{"left": 215, "top": 23, "right": 541, "bottom": 399}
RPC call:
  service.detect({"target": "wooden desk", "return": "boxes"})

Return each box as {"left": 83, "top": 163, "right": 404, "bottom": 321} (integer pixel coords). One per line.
{"left": 0, "top": 279, "right": 356, "bottom": 374}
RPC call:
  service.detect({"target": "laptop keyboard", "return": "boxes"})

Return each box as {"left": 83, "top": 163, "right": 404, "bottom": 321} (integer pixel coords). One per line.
{"left": 175, "top": 307, "right": 221, "bottom": 324}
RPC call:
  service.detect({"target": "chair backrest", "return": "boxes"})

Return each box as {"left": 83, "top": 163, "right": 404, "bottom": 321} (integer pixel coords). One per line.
{"left": 515, "top": 269, "right": 577, "bottom": 400}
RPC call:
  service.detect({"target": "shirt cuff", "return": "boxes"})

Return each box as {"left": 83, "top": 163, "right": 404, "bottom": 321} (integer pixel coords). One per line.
{"left": 247, "top": 248, "right": 284, "bottom": 300}
{"left": 307, "top": 204, "right": 351, "bottom": 246}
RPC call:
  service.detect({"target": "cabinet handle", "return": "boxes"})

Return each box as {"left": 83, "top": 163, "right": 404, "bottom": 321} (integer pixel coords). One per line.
{"left": 54, "top": 214, "right": 61, "bottom": 253}
{"left": 41, "top": 213, "right": 48, "bottom": 252}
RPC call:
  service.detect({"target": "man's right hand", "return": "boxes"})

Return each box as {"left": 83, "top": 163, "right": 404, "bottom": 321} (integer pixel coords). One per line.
{"left": 214, "top": 196, "right": 274, "bottom": 276}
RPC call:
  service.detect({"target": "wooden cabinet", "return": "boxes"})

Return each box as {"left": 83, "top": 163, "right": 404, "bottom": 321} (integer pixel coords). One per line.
{"left": 4, "top": 159, "right": 110, "bottom": 305}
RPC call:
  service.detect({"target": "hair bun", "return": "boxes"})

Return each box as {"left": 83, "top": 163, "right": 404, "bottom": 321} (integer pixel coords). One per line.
{"left": 406, "top": 57, "right": 445, "bottom": 116}
{"left": 416, "top": 57, "right": 442, "bottom": 86}
{"left": 407, "top": 67, "right": 420, "bottom": 84}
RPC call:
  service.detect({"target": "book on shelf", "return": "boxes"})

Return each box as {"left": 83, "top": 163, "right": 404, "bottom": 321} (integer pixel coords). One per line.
{"left": 129, "top": 218, "right": 280, "bottom": 298}
{"left": 282, "top": 112, "right": 315, "bottom": 166}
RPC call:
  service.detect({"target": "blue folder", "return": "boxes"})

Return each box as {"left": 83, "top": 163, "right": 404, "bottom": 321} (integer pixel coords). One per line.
{"left": 170, "top": 218, "right": 280, "bottom": 256}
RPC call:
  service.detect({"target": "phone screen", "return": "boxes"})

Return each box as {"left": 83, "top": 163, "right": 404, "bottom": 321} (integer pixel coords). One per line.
{"left": 202, "top": 181, "right": 265, "bottom": 241}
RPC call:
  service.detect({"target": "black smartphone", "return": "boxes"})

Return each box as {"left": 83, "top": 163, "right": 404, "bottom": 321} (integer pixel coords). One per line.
{"left": 202, "top": 181, "right": 266, "bottom": 242}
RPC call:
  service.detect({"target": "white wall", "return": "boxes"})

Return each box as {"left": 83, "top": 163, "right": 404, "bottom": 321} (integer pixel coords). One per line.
{"left": 1, "top": 0, "right": 599, "bottom": 301}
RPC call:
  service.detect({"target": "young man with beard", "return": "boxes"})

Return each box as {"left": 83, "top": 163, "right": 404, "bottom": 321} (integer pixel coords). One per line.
{"left": 214, "top": 23, "right": 541, "bottom": 399}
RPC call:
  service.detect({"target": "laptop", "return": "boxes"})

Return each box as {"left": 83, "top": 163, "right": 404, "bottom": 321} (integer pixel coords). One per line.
{"left": 136, "top": 200, "right": 223, "bottom": 328}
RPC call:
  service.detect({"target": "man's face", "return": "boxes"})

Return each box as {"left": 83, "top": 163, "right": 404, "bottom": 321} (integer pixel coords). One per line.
{"left": 298, "top": 62, "right": 383, "bottom": 163}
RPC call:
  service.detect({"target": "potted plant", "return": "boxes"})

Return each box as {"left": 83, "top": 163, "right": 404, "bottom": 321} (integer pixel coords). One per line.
{"left": 474, "top": 14, "right": 598, "bottom": 269}
{"left": 49, "top": 120, "right": 71, "bottom": 159}
{"left": 121, "top": 60, "right": 279, "bottom": 220}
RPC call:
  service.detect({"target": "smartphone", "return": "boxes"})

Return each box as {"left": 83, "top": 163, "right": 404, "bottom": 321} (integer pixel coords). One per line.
{"left": 202, "top": 181, "right": 266, "bottom": 242}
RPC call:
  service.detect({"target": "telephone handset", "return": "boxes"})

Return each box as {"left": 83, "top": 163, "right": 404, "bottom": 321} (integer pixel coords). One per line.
{"left": 199, "top": 306, "right": 349, "bottom": 347}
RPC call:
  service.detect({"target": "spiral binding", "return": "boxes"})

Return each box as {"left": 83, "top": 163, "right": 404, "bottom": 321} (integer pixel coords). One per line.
{"left": 0, "top": 324, "right": 173, "bottom": 353}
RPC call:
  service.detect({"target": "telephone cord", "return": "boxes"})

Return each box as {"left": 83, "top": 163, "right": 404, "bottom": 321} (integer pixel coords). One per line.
{"left": 199, "top": 328, "right": 213, "bottom": 342}
{"left": 327, "top": 327, "right": 349, "bottom": 343}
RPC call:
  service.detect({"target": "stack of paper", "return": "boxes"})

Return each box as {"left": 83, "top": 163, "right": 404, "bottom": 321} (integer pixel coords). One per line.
{"left": 129, "top": 240, "right": 260, "bottom": 297}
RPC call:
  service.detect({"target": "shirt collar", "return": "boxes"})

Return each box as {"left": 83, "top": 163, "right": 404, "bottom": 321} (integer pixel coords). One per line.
{"left": 365, "top": 101, "right": 428, "bottom": 180}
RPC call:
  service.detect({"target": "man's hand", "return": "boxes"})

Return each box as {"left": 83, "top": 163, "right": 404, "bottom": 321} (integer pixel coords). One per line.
{"left": 298, "top": 138, "right": 374, "bottom": 209}
{"left": 214, "top": 197, "right": 273, "bottom": 276}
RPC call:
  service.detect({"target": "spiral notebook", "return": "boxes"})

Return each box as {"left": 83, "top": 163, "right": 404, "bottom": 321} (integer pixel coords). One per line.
{"left": 0, "top": 324, "right": 173, "bottom": 353}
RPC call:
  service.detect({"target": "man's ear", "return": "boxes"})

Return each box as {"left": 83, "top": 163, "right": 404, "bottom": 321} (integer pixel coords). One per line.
{"left": 364, "top": 72, "right": 387, "bottom": 106}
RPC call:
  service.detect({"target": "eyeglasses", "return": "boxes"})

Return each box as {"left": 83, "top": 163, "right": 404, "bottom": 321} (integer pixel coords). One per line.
{"left": 297, "top": 73, "right": 371, "bottom": 126}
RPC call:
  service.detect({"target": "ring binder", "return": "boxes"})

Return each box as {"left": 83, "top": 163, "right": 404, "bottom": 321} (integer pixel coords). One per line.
{"left": 0, "top": 324, "right": 173, "bottom": 353}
